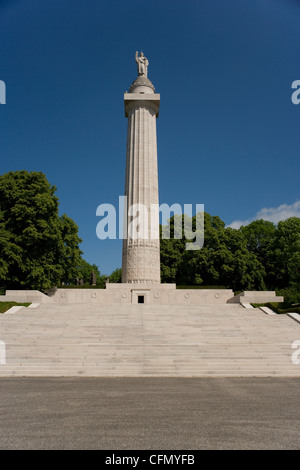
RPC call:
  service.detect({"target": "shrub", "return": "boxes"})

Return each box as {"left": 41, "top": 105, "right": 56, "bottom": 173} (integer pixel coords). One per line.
{"left": 0, "top": 302, "right": 30, "bottom": 313}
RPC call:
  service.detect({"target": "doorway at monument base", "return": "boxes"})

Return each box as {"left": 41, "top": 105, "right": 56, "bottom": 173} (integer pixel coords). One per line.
{"left": 105, "top": 284, "right": 234, "bottom": 305}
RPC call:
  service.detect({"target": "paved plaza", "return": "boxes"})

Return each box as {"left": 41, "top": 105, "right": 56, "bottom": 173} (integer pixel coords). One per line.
{"left": 0, "top": 377, "right": 299, "bottom": 450}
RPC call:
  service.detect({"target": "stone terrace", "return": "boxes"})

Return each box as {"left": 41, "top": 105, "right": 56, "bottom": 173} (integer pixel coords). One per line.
{"left": 0, "top": 303, "right": 299, "bottom": 376}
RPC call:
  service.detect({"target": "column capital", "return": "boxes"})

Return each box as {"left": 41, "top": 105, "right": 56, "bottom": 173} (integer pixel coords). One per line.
{"left": 124, "top": 93, "right": 160, "bottom": 118}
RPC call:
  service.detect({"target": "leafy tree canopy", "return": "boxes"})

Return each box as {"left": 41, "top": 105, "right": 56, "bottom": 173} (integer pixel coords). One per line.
{"left": 1, "top": 171, "right": 299, "bottom": 296}
{"left": 0, "top": 171, "right": 101, "bottom": 291}
{"left": 160, "top": 212, "right": 300, "bottom": 293}
{"left": 109, "top": 267, "right": 122, "bottom": 283}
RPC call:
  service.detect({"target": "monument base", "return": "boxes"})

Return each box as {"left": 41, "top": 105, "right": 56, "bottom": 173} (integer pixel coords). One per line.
{"left": 1, "top": 285, "right": 233, "bottom": 305}
{"left": 106, "top": 282, "right": 176, "bottom": 305}
{"left": 0, "top": 287, "right": 284, "bottom": 306}
{"left": 105, "top": 284, "right": 236, "bottom": 305}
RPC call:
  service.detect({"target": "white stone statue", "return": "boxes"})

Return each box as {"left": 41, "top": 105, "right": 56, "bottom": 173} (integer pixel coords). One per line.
{"left": 135, "top": 51, "right": 149, "bottom": 78}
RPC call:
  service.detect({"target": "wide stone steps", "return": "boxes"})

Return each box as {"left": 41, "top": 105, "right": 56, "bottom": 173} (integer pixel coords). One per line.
{"left": 0, "top": 303, "right": 299, "bottom": 376}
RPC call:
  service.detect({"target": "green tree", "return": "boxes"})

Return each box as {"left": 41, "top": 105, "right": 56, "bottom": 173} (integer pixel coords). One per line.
{"left": 240, "top": 219, "right": 276, "bottom": 255}
{"left": 163, "top": 212, "right": 265, "bottom": 291}
{"left": 76, "top": 258, "right": 105, "bottom": 285}
{"left": 109, "top": 267, "right": 122, "bottom": 283}
{"left": 216, "top": 227, "right": 265, "bottom": 291}
{"left": 59, "top": 214, "right": 83, "bottom": 284}
{"left": 0, "top": 171, "right": 83, "bottom": 291}
{"left": 240, "top": 219, "right": 276, "bottom": 287}
{"left": 268, "top": 217, "right": 300, "bottom": 290}
{"left": 160, "top": 214, "right": 188, "bottom": 283}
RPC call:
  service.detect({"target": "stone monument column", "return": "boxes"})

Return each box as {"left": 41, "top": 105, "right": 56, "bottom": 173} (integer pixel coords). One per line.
{"left": 122, "top": 52, "right": 160, "bottom": 284}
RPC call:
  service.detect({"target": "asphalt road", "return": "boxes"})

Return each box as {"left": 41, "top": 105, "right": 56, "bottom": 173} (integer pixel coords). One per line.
{"left": 0, "top": 377, "right": 299, "bottom": 450}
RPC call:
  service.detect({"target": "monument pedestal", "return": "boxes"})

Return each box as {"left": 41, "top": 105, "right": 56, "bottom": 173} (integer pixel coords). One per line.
{"left": 106, "top": 283, "right": 176, "bottom": 304}
{"left": 1, "top": 288, "right": 285, "bottom": 306}
{"left": 105, "top": 283, "right": 234, "bottom": 305}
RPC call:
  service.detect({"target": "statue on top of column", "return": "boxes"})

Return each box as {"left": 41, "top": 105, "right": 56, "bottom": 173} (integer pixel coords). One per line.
{"left": 135, "top": 51, "right": 149, "bottom": 78}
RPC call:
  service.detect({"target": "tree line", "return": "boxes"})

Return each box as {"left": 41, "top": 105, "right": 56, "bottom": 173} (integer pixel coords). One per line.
{"left": 0, "top": 171, "right": 299, "bottom": 302}
{"left": 0, "top": 171, "right": 104, "bottom": 291}
{"left": 160, "top": 212, "right": 300, "bottom": 302}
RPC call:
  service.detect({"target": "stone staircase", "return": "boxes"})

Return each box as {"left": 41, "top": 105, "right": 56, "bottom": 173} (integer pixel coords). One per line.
{"left": 0, "top": 303, "right": 299, "bottom": 376}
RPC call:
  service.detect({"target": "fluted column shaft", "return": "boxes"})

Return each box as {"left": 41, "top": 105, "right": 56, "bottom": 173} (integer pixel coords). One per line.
{"left": 122, "top": 96, "right": 160, "bottom": 284}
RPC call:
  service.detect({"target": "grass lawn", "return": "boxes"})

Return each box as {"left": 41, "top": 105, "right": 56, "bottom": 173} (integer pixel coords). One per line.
{"left": 0, "top": 302, "right": 31, "bottom": 314}
{"left": 251, "top": 302, "right": 300, "bottom": 314}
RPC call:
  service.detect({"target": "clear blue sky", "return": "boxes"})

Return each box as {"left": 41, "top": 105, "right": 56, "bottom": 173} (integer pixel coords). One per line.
{"left": 1, "top": 0, "right": 299, "bottom": 275}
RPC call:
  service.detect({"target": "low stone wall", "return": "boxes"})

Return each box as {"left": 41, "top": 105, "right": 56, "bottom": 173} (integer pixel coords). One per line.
{"left": 50, "top": 288, "right": 109, "bottom": 304}
{"left": 3, "top": 287, "right": 281, "bottom": 306}
{"left": 1, "top": 290, "right": 53, "bottom": 304}
{"left": 171, "top": 289, "right": 234, "bottom": 305}
{"left": 48, "top": 285, "right": 234, "bottom": 305}
{"left": 228, "top": 291, "right": 284, "bottom": 304}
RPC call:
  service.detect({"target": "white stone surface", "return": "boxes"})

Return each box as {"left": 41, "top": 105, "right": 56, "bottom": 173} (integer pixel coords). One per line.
{"left": 122, "top": 83, "right": 161, "bottom": 283}
{"left": 228, "top": 291, "right": 284, "bottom": 304}
{"left": 0, "top": 287, "right": 237, "bottom": 305}
{"left": 44, "top": 286, "right": 234, "bottom": 305}
{"left": 4, "top": 306, "right": 25, "bottom": 315}
{"left": 287, "top": 312, "right": 300, "bottom": 324}
{"left": 4, "top": 288, "right": 288, "bottom": 307}
{"left": 259, "top": 306, "right": 277, "bottom": 315}
{"left": 124, "top": 94, "right": 160, "bottom": 116}
{"left": 1, "top": 290, "right": 53, "bottom": 304}
{"left": 0, "top": 302, "right": 299, "bottom": 377}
